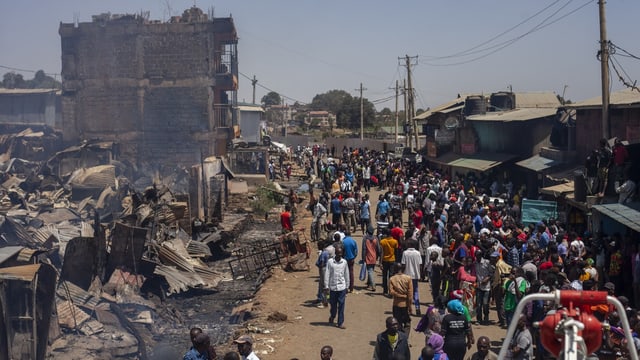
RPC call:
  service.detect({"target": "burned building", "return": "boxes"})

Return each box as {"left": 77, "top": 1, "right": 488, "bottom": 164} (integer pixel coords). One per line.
{"left": 58, "top": 7, "right": 238, "bottom": 166}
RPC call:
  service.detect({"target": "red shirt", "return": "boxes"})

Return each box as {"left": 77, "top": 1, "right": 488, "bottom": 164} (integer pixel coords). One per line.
{"left": 613, "top": 144, "right": 628, "bottom": 166}
{"left": 280, "top": 211, "right": 292, "bottom": 231}
{"left": 391, "top": 226, "right": 404, "bottom": 242}
{"left": 412, "top": 209, "right": 423, "bottom": 228}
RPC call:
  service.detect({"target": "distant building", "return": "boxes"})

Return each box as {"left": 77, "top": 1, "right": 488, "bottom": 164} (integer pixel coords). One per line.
{"left": 58, "top": 7, "right": 238, "bottom": 166}
{"left": 306, "top": 110, "right": 335, "bottom": 129}
{"left": 0, "top": 89, "right": 61, "bottom": 128}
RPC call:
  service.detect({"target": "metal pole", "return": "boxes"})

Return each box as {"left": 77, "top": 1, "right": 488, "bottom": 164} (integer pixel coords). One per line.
{"left": 395, "top": 80, "right": 399, "bottom": 144}
{"left": 599, "top": 0, "right": 610, "bottom": 139}
{"left": 360, "top": 83, "right": 364, "bottom": 140}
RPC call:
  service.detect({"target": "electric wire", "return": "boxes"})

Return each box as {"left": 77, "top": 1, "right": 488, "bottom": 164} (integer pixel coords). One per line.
{"left": 239, "top": 71, "right": 307, "bottom": 105}
{"left": 421, "top": 0, "right": 593, "bottom": 66}
{"left": 609, "top": 55, "right": 640, "bottom": 92}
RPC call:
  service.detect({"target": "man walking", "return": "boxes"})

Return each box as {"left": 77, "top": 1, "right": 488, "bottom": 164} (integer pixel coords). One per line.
{"left": 401, "top": 240, "right": 422, "bottom": 315}
{"left": 342, "top": 230, "right": 358, "bottom": 293}
{"left": 389, "top": 263, "right": 413, "bottom": 334}
{"left": 380, "top": 228, "right": 399, "bottom": 295}
{"left": 361, "top": 225, "right": 380, "bottom": 291}
{"left": 474, "top": 250, "right": 492, "bottom": 325}
{"left": 324, "top": 245, "right": 349, "bottom": 329}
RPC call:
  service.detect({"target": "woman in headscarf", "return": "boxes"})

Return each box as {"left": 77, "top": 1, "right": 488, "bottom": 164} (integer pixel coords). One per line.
{"left": 441, "top": 300, "right": 474, "bottom": 360}
{"left": 426, "top": 333, "right": 449, "bottom": 360}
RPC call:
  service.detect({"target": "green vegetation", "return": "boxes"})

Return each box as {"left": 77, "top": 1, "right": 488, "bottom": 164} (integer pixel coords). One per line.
{"left": 250, "top": 183, "right": 282, "bottom": 215}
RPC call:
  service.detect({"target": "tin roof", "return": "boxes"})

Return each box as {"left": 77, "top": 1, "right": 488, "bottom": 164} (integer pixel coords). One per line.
{"left": 0, "top": 88, "right": 60, "bottom": 95}
{"left": 466, "top": 107, "right": 557, "bottom": 122}
{"left": 0, "top": 263, "right": 40, "bottom": 281}
{"left": 540, "top": 181, "right": 575, "bottom": 197}
{"left": 568, "top": 88, "right": 640, "bottom": 109}
{"left": 415, "top": 98, "right": 465, "bottom": 120}
{"left": 592, "top": 202, "right": 640, "bottom": 233}
{"left": 429, "top": 152, "right": 515, "bottom": 172}
{"left": 513, "top": 92, "right": 560, "bottom": 108}
{"left": 0, "top": 246, "right": 24, "bottom": 265}
{"left": 516, "top": 155, "right": 561, "bottom": 172}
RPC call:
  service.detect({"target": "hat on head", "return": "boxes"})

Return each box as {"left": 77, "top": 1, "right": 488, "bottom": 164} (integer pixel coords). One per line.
{"left": 234, "top": 335, "right": 253, "bottom": 345}
{"left": 604, "top": 282, "right": 615, "bottom": 291}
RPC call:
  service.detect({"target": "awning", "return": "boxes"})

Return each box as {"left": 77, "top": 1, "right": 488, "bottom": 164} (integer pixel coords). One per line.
{"left": 591, "top": 203, "right": 640, "bottom": 233}
{"left": 546, "top": 165, "right": 583, "bottom": 183}
{"left": 540, "top": 181, "right": 574, "bottom": 197}
{"left": 516, "top": 155, "right": 561, "bottom": 172}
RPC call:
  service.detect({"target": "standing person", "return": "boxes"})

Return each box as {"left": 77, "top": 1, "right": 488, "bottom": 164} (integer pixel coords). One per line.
{"left": 401, "top": 240, "right": 423, "bottom": 315}
{"left": 469, "top": 336, "right": 498, "bottom": 360}
{"left": 474, "top": 250, "right": 492, "bottom": 325}
{"left": 360, "top": 194, "right": 371, "bottom": 233}
{"left": 389, "top": 263, "right": 413, "bottom": 334}
{"left": 374, "top": 317, "right": 411, "bottom": 360}
{"left": 222, "top": 352, "right": 240, "bottom": 360}
{"left": 362, "top": 225, "right": 380, "bottom": 291}
{"left": 184, "top": 332, "right": 215, "bottom": 360}
{"left": 324, "top": 245, "right": 349, "bottom": 329}
{"left": 380, "top": 228, "right": 399, "bottom": 295}
{"left": 505, "top": 315, "right": 533, "bottom": 360}
{"left": 426, "top": 237, "right": 443, "bottom": 301}
{"left": 503, "top": 267, "right": 529, "bottom": 328}
{"left": 330, "top": 193, "right": 342, "bottom": 226}
{"left": 320, "top": 345, "right": 333, "bottom": 360}
{"left": 315, "top": 243, "right": 335, "bottom": 308}
{"left": 441, "top": 300, "right": 474, "bottom": 360}
{"left": 417, "top": 225, "right": 431, "bottom": 282}
{"left": 233, "top": 335, "right": 259, "bottom": 360}
{"left": 342, "top": 230, "right": 358, "bottom": 293}
{"left": 280, "top": 205, "right": 293, "bottom": 233}
{"left": 490, "top": 251, "right": 511, "bottom": 328}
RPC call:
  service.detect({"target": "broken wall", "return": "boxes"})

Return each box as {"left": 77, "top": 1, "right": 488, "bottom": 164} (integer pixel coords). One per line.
{"left": 59, "top": 18, "right": 223, "bottom": 166}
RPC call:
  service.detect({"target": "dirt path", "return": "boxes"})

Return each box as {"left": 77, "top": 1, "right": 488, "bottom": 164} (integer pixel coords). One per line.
{"left": 244, "top": 188, "right": 507, "bottom": 359}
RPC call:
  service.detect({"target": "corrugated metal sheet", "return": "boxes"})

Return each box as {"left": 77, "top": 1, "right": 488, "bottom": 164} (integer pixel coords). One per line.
{"left": 56, "top": 280, "right": 101, "bottom": 311}
{"left": 0, "top": 246, "right": 24, "bottom": 265}
{"left": 592, "top": 203, "right": 640, "bottom": 233}
{"left": 56, "top": 299, "right": 90, "bottom": 329}
{"left": 546, "top": 165, "right": 583, "bottom": 183}
{"left": 466, "top": 108, "right": 556, "bottom": 122}
{"left": 514, "top": 92, "right": 560, "bottom": 108}
{"left": 569, "top": 88, "right": 640, "bottom": 109}
{"left": 516, "top": 155, "right": 561, "bottom": 172}
{"left": 16, "top": 248, "right": 38, "bottom": 262}
{"left": 540, "top": 181, "right": 575, "bottom": 196}
{"left": 0, "top": 263, "right": 39, "bottom": 281}
{"left": 415, "top": 98, "right": 465, "bottom": 120}
{"left": 68, "top": 165, "right": 116, "bottom": 188}
{"left": 36, "top": 208, "right": 80, "bottom": 225}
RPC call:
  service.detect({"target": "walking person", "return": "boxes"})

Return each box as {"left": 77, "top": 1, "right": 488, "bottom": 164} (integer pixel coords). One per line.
{"left": 380, "top": 228, "right": 399, "bottom": 295}
{"left": 401, "top": 240, "right": 423, "bottom": 315}
{"left": 324, "top": 245, "right": 349, "bottom": 329}
{"left": 441, "top": 300, "right": 474, "bottom": 360}
{"left": 233, "top": 335, "right": 260, "bottom": 360}
{"left": 474, "top": 250, "right": 492, "bottom": 325}
{"left": 389, "top": 263, "right": 413, "bottom": 334}
{"left": 342, "top": 230, "right": 358, "bottom": 293}
{"left": 361, "top": 225, "right": 380, "bottom": 291}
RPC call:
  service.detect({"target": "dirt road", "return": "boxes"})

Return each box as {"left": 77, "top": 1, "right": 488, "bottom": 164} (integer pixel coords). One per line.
{"left": 241, "top": 187, "right": 507, "bottom": 359}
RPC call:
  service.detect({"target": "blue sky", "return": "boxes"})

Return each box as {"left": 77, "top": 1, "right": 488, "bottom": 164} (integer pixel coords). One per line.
{"left": 1, "top": 0, "right": 639, "bottom": 111}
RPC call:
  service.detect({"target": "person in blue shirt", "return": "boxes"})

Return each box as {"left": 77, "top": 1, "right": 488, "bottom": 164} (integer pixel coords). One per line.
{"left": 184, "top": 332, "right": 212, "bottom": 360}
{"left": 376, "top": 195, "right": 390, "bottom": 222}
{"left": 473, "top": 209, "right": 483, "bottom": 234}
{"left": 342, "top": 230, "right": 358, "bottom": 293}
{"left": 331, "top": 194, "right": 342, "bottom": 226}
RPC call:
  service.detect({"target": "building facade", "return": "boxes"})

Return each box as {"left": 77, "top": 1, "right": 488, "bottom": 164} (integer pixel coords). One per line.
{"left": 59, "top": 7, "right": 238, "bottom": 166}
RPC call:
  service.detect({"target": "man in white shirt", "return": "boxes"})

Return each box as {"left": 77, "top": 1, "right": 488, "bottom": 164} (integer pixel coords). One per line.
{"left": 425, "top": 238, "right": 443, "bottom": 302}
{"left": 324, "top": 245, "right": 349, "bottom": 329}
{"left": 401, "top": 240, "right": 423, "bottom": 315}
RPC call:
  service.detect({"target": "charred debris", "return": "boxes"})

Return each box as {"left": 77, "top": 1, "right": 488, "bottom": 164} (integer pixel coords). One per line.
{"left": 0, "top": 128, "right": 297, "bottom": 359}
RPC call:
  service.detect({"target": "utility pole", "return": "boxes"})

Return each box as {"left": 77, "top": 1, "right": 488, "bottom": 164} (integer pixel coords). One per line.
{"left": 251, "top": 75, "right": 258, "bottom": 104}
{"left": 356, "top": 83, "right": 367, "bottom": 140}
{"left": 403, "top": 79, "right": 409, "bottom": 147}
{"left": 394, "top": 80, "right": 399, "bottom": 144}
{"left": 399, "top": 55, "right": 419, "bottom": 149}
{"left": 598, "top": 0, "right": 610, "bottom": 139}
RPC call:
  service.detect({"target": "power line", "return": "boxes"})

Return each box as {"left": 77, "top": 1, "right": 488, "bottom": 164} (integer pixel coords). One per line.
{"left": 0, "top": 64, "right": 60, "bottom": 77}
{"left": 238, "top": 71, "right": 307, "bottom": 104}
{"left": 421, "top": 0, "right": 593, "bottom": 66}
{"left": 423, "top": 0, "right": 562, "bottom": 61}
{"left": 609, "top": 55, "right": 640, "bottom": 92}
{"left": 610, "top": 42, "right": 640, "bottom": 61}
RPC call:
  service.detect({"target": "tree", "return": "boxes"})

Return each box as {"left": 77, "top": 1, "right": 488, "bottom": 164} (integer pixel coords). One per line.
{"left": 2, "top": 72, "right": 25, "bottom": 89}
{"left": 310, "top": 89, "right": 376, "bottom": 130}
{"left": 261, "top": 91, "right": 282, "bottom": 106}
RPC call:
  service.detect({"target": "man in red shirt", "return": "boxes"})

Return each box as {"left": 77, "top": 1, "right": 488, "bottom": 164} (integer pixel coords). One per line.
{"left": 390, "top": 220, "right": 404, "bottom": 243}
{"left": 612, "top": 138, "right": 629, "bottom": 187}
{"left": 412, "top": 207, "right": 423, "bottom": 229}
{"left": 281, "top": 204, "right": 293, "bottom": 232}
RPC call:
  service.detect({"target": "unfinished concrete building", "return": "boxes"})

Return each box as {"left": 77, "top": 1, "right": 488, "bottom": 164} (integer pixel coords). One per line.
{"left": 58, "top": 7, "right": 238, "bottom": 166}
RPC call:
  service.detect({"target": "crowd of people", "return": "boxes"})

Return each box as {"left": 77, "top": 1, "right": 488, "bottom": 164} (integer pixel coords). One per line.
{"left": 186, "top": 141, "right": 636, "bottom": 360}
{"left": 301, "top": 145, "right": 637, "bottom": 359}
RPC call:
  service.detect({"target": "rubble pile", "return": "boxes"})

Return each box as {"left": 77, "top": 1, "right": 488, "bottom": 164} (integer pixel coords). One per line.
{"left": 0, "top": 132, "right": 291, "bottom": 359}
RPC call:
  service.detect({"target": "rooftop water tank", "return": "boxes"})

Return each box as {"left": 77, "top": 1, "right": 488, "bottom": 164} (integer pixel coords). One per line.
{"left": 490, "top": 92, "right": 515, "bottom": 111}
{"left": 464, "top": 95, "right": 486, "bottom": 116}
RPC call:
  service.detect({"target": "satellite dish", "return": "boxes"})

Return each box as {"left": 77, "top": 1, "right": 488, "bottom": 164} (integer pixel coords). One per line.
{"left": 444, "top": 116, "right": 459, "bottom": 130}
